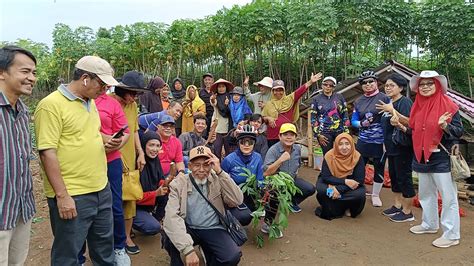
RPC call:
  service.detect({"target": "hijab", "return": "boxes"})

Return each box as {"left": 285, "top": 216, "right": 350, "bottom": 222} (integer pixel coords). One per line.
{"left": 216, "top": 91, "right": 231, "bottom": 118}
{"left": 261, "top": 87, "right": 299, "bottom": 122}
{"left": 140, "top": 131, "right": 165, "bottom": 192}
{"left": 230, "top": 94, "right": 252, "bottom": 127}
{"left": 409, "top": 79, "right": 459, "bottom": 163}
{"left": 139, "top": 77, "right": 165, "bottom": 113}
{"left": 324, "top": 133, "right": 361, "bottom": 178}
{"left": 171, "top": 78, "right": 186, "bottom": 100}
{"left": 183, "top": 85, "right": 205, "bottom": 118}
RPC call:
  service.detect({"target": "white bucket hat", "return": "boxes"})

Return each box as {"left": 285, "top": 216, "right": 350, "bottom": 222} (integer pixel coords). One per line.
{"left": 409, "top": 70, "right": 448, "bottom": 94}
{"left": 253, "top": 77, "right": 273, "bottom": 88}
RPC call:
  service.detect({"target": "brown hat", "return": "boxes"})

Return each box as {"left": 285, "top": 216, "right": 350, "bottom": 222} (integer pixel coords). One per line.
{"left": 75, "top": 56, "right": 119, "bottom": 86}
{"left": 210, "top": 78, "right": 234, "bottom": 93}
{"left": 189, "top": 146, "right": 212, "bottom": 161}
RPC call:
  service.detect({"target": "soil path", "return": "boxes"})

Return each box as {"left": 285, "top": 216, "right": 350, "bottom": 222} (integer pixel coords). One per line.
{"left": 26, "top": 162, "right": 474, "bottom": 265}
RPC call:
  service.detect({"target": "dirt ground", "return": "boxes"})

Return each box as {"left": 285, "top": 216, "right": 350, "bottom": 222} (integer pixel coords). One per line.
{"left": 26, "top": 161, "right": 474, "bottom": 266}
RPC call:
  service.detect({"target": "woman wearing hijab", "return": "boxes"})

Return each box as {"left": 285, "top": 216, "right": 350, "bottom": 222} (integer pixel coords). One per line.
{"left": 351, "top": 70, "right": 390, "bottom": 207}
{"left": 229, "top": 86, "right": 253, "bottom": 128}
{"left": 376, "top": 73, "right": 416, "bottom": 223}
{"left": 315, "top": 133, "right": 366, "bottom": 220}
{"left": 171, "top": 78, "right": 186, "bottom": 136}
{"left": 139, "top": 76, "right": 166, "bottom": 113}
{"left": 133, "top": 132, "right": 169, "bottom": 236}
{"left": 405, "top": 71, "right": 463, "bottom": 248}
{"left": 181, "top": 85, "right": 206, "bottom": 133}
{"left": 262, "top": 72, "right": 323, "bottom": 147}
{"left": 210, "top": 78, "right": 234, "bottom": 158}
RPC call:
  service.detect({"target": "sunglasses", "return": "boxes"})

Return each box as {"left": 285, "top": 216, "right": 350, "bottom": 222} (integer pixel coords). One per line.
{"left": 322, "top": 83, "right": 335, "bottom": 88}
{"left": 361, "top": 79, "right": 376, "bottom": 85}
{"left": 239, "top": 139, "right": 255, "bottom": 146}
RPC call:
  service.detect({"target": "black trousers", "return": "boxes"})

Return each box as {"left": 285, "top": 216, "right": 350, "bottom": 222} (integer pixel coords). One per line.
{"left": 318, "top": 131, "right": 342, "bottom": 155}
{"left": 388, "top": 146, "right": 416, "bottom": 198}
{"left": 163, "top": 227, "right": 241, "bottom": 266}
{"left": 315, "top": 178, "right": 366, "bottom": 220}
{"left": 362, "top": 156, "right": 386, "bottom": 183}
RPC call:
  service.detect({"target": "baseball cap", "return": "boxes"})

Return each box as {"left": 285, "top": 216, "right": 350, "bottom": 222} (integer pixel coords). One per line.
{"left": 159, "top": 114, "right": 176, "bottom": 125}
{"left": 189, "top": 146, "right": 212, "bottom": 161}
{"left": 279, "top": 123, "right": 297, "bottom": 135}
{"left": 322, "top": 76, "right": 337, "bottom": 85}
{"left": 272, "top": 80, "right": 285, "bottom": 90}
{"left": 75, "top": 56, "right": 119, "bottom": 86}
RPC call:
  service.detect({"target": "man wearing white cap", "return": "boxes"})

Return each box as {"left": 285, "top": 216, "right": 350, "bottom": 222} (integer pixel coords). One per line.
{"left": 35, "top": 56, "right": 120, "bottom": 265}
{"left": 310, "top": 76, "right": 349, "bottom": 154}
{"left": 243, "top": 76, "right": 273, "bottom": 114}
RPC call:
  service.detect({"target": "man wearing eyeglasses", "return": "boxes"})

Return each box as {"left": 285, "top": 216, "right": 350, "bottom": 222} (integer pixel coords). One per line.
{"left": 310, "top": 76, "right": 350, "bottom": 154}
{"left": 34, "top": 56, "right": 120, "bottom": 265}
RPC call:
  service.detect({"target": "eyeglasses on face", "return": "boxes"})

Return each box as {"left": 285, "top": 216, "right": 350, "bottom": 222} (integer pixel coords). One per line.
{"left": 419, "top": 81, "right": 435, "bottom": 88}
{"left": 322, "top": 83, "right": 335, "bottom": 88}
{"left": 361, "top": 79, "right": 376, "bottom": 85}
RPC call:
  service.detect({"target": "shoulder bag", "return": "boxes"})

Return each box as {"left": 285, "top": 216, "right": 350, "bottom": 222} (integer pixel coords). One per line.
{"left": 439, "top": 143, "right": 470, "bottom": 181}
{"left": 122, "top": 158, "right": 144, "bottom": 201}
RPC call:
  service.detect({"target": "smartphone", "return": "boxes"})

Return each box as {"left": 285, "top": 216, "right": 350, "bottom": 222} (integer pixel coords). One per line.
{"left": 112, "top": 125, "right": 128, "bottom": 139}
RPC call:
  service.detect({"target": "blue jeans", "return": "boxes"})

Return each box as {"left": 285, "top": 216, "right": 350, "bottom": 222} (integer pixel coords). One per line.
{"left": 132, "top": 208, "right": 161, "bottom": 235}
{"left": 49, "top": 184, "right": 114, "bottom": 266}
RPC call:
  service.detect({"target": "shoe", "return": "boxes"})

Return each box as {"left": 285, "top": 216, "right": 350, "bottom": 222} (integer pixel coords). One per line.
{"left": 371, "top": 195, "right": 382, "bottom": 207}
{"left": 114, "top": 248, "right": 131, "bottom": 266}
{"left": 432, "top": 237, "right": 460, "bottom": 248}
{"left": 409, "top": 225, "right": 438, "bottom": 235}
{"left": 344, "top": 209, "right": 351, "bottom": 217}
{"left": 389, "top": 212, "right": 415, "bottom": 223}
{"left": 382, "top": 206, "right": 402, "bottom": 217}
{"left": 261, "top": 223, "right": 283, "bottom": 238}
{"left": 289, "top": 204, "right": 302, "bottom": 213}
{"left": 125, "top": 244, "right": 140, "bottom": 255}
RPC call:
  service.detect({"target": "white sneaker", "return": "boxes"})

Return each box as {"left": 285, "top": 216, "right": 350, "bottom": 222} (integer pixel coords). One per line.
{"left": 114, "top": 248, "right": 131, "bottom": 266}
{"left": 409, "top": 225, "right": 438, "bottom": 235}
{"left": 371, "top": 195, "right": 382, "bottom": 207}
{"left": 432, "top": 237, "right": 460, "bottom": 248}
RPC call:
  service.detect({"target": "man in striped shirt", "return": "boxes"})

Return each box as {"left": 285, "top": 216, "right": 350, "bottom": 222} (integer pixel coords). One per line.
{"left": 0, "top": 46, "right": 37, "bottom": 265}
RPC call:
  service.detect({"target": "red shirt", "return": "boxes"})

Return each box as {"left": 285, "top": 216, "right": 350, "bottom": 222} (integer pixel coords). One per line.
{"left": 266, "top": 84, "right": 308, "bottom": 140}
{"left": 158, "top": 135, "right": 183, "bottom": 175}
{"left": 95, "top": 94, "right": 130, "bottom": 162}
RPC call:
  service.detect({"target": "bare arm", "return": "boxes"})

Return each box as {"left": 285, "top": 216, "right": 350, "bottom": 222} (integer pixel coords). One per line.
{"left": 39, "top": 149, "right": 77, "bottom": 219}
{"left": 135, "top": 131, "right": 145, "bottom": 171}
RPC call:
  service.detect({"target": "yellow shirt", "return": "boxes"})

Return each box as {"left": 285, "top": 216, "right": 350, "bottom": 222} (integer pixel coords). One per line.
{"left": 119, "top": 101, "right": 139, "bottom": 170}
{"left": 34, "top": 87, "right": 107, "bottom": 198}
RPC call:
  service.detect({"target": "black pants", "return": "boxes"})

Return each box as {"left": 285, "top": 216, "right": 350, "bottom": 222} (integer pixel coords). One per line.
{"left": 267, "top": 139, "right": 279, "bottom": 148}
{"left": 315, "top": 178, "right": 366, "bottom": 220}
{"left": 318, "top": 132, "right": 342, "bottom": 155}
{"left": 213, "top": 133, "right": 231, "bottom": 160}
{"left": 362, "top": 156, "right": 386, "bottom": 183}
{"left": 388, "top": 147, "right": 416, "bottom": 198}
{"left": 163, "top": 227, "right": 241, "bottom": 266}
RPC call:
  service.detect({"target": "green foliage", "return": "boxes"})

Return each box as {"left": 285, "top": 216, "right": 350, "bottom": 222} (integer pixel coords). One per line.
{"left": 240, "top": 168, "right": 301, "bottom": 247}
{"left": 2, "top": 1, "right": 472, "bottom": 97}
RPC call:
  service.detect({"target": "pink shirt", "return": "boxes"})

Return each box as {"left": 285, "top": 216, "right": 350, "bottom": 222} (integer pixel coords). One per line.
{"left": 95, "top": 94, "right": 130, "bottom": 162}
{"left": 267, "top": 84, "right": 308, "bottom": 140}
{"left": 158, "top": 135, "right": 183, "bottom": 175}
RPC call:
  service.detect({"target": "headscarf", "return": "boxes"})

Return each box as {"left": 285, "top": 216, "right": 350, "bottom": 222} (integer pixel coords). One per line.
{"left": 139, "top": 77, "right": 165, "bottom": 112}
{"left": 230, "top": 94, "right": 252, "bottom": 127}
{"left": 139, "top": 131, "right": 164, "bottom": 192}
{"left": 409, "top": 79, "right": 459, "bottom": 163}
{"left": 236, "top": 148, "right": 252, "bottom": 165}
{"left": 324, "top": 133, "right": 361, "bottom": 178}
{"left": 216, "top": 91, "right": 231, "bottom": 118}
{"left": 183, "top": 85, "right": 205, "bottom": 118}
{"left": 261, "top": 87, "right": 299, "bottom": 122}
{"left": 171, "top": 78, "right": 186, "bottom": 100}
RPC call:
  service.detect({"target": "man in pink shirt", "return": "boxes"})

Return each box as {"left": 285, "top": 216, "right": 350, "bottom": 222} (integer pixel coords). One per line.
{"left": 94, "top": 91, "right": 131, "bottom": 264}
{"left": 157, "top": 114, "right": 185, "bottom": 176}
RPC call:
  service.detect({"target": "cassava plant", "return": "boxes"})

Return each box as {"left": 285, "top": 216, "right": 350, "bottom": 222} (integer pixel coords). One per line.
{"left": 239, "top": 168, "right": 301, "bottom": 248}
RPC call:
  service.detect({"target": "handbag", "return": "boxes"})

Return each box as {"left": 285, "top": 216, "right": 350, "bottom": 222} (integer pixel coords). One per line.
{"left": 439, "top": 143, "right": 470, "bottom": 181}
{"left": 122, "top": 158, "right": 144, "bottom": 201}
{"left": 392, "top": 127, "right": 412, "bottom": 146}
{"left": 189, "top": 174, "right": 248, "bottom": 246}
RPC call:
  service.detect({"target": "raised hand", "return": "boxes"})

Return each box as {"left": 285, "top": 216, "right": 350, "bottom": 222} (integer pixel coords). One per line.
{"left": 438, "top": 112, "right": 452, "bottom": 130}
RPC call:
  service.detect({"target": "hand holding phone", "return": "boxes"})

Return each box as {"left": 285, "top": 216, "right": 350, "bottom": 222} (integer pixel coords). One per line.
{"left": 112, "top": 125, "right": 128, "bottom": 139}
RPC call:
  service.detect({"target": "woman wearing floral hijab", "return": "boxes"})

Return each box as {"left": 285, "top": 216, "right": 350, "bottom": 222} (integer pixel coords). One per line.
{"left": 181, "top": 85, "right": 206, "bottom": 133}
{"left": 315, "top": 133, "right": 366, "bottom": 220}
{"left": 405, "top": 71, "right": 463, "bottom": 248}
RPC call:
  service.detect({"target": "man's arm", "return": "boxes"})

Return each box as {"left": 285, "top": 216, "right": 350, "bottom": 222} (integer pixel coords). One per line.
{"left": 39, "top": 149, "right": 77, "bottom": 219}
{"left": 263, "top": 151, "right": 290, "bottom": 177}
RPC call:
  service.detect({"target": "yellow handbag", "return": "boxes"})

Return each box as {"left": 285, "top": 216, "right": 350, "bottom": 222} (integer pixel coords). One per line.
{"left": 122, "top": 158, "right": 143, "bottom": 201}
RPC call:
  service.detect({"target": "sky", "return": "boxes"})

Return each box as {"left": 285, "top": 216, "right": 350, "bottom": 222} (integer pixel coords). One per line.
{"left": 0, "top": 0, "right": 252, "bottom": 48}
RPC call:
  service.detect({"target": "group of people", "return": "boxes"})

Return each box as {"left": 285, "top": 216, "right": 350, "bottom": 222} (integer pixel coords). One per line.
{"left": 0, "top": 45, "right": 464, "bottom": 266}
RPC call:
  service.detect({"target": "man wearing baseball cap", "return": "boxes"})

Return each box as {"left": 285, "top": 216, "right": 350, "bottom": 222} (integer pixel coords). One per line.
{"left": 163, "top": 146, "right": 243, "bottom": 266}
{"left": 263, "top": 123, "right": 316, "bottom": 215}
{"left": 34, "top": 55, "right": 120, "bottom": 265}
